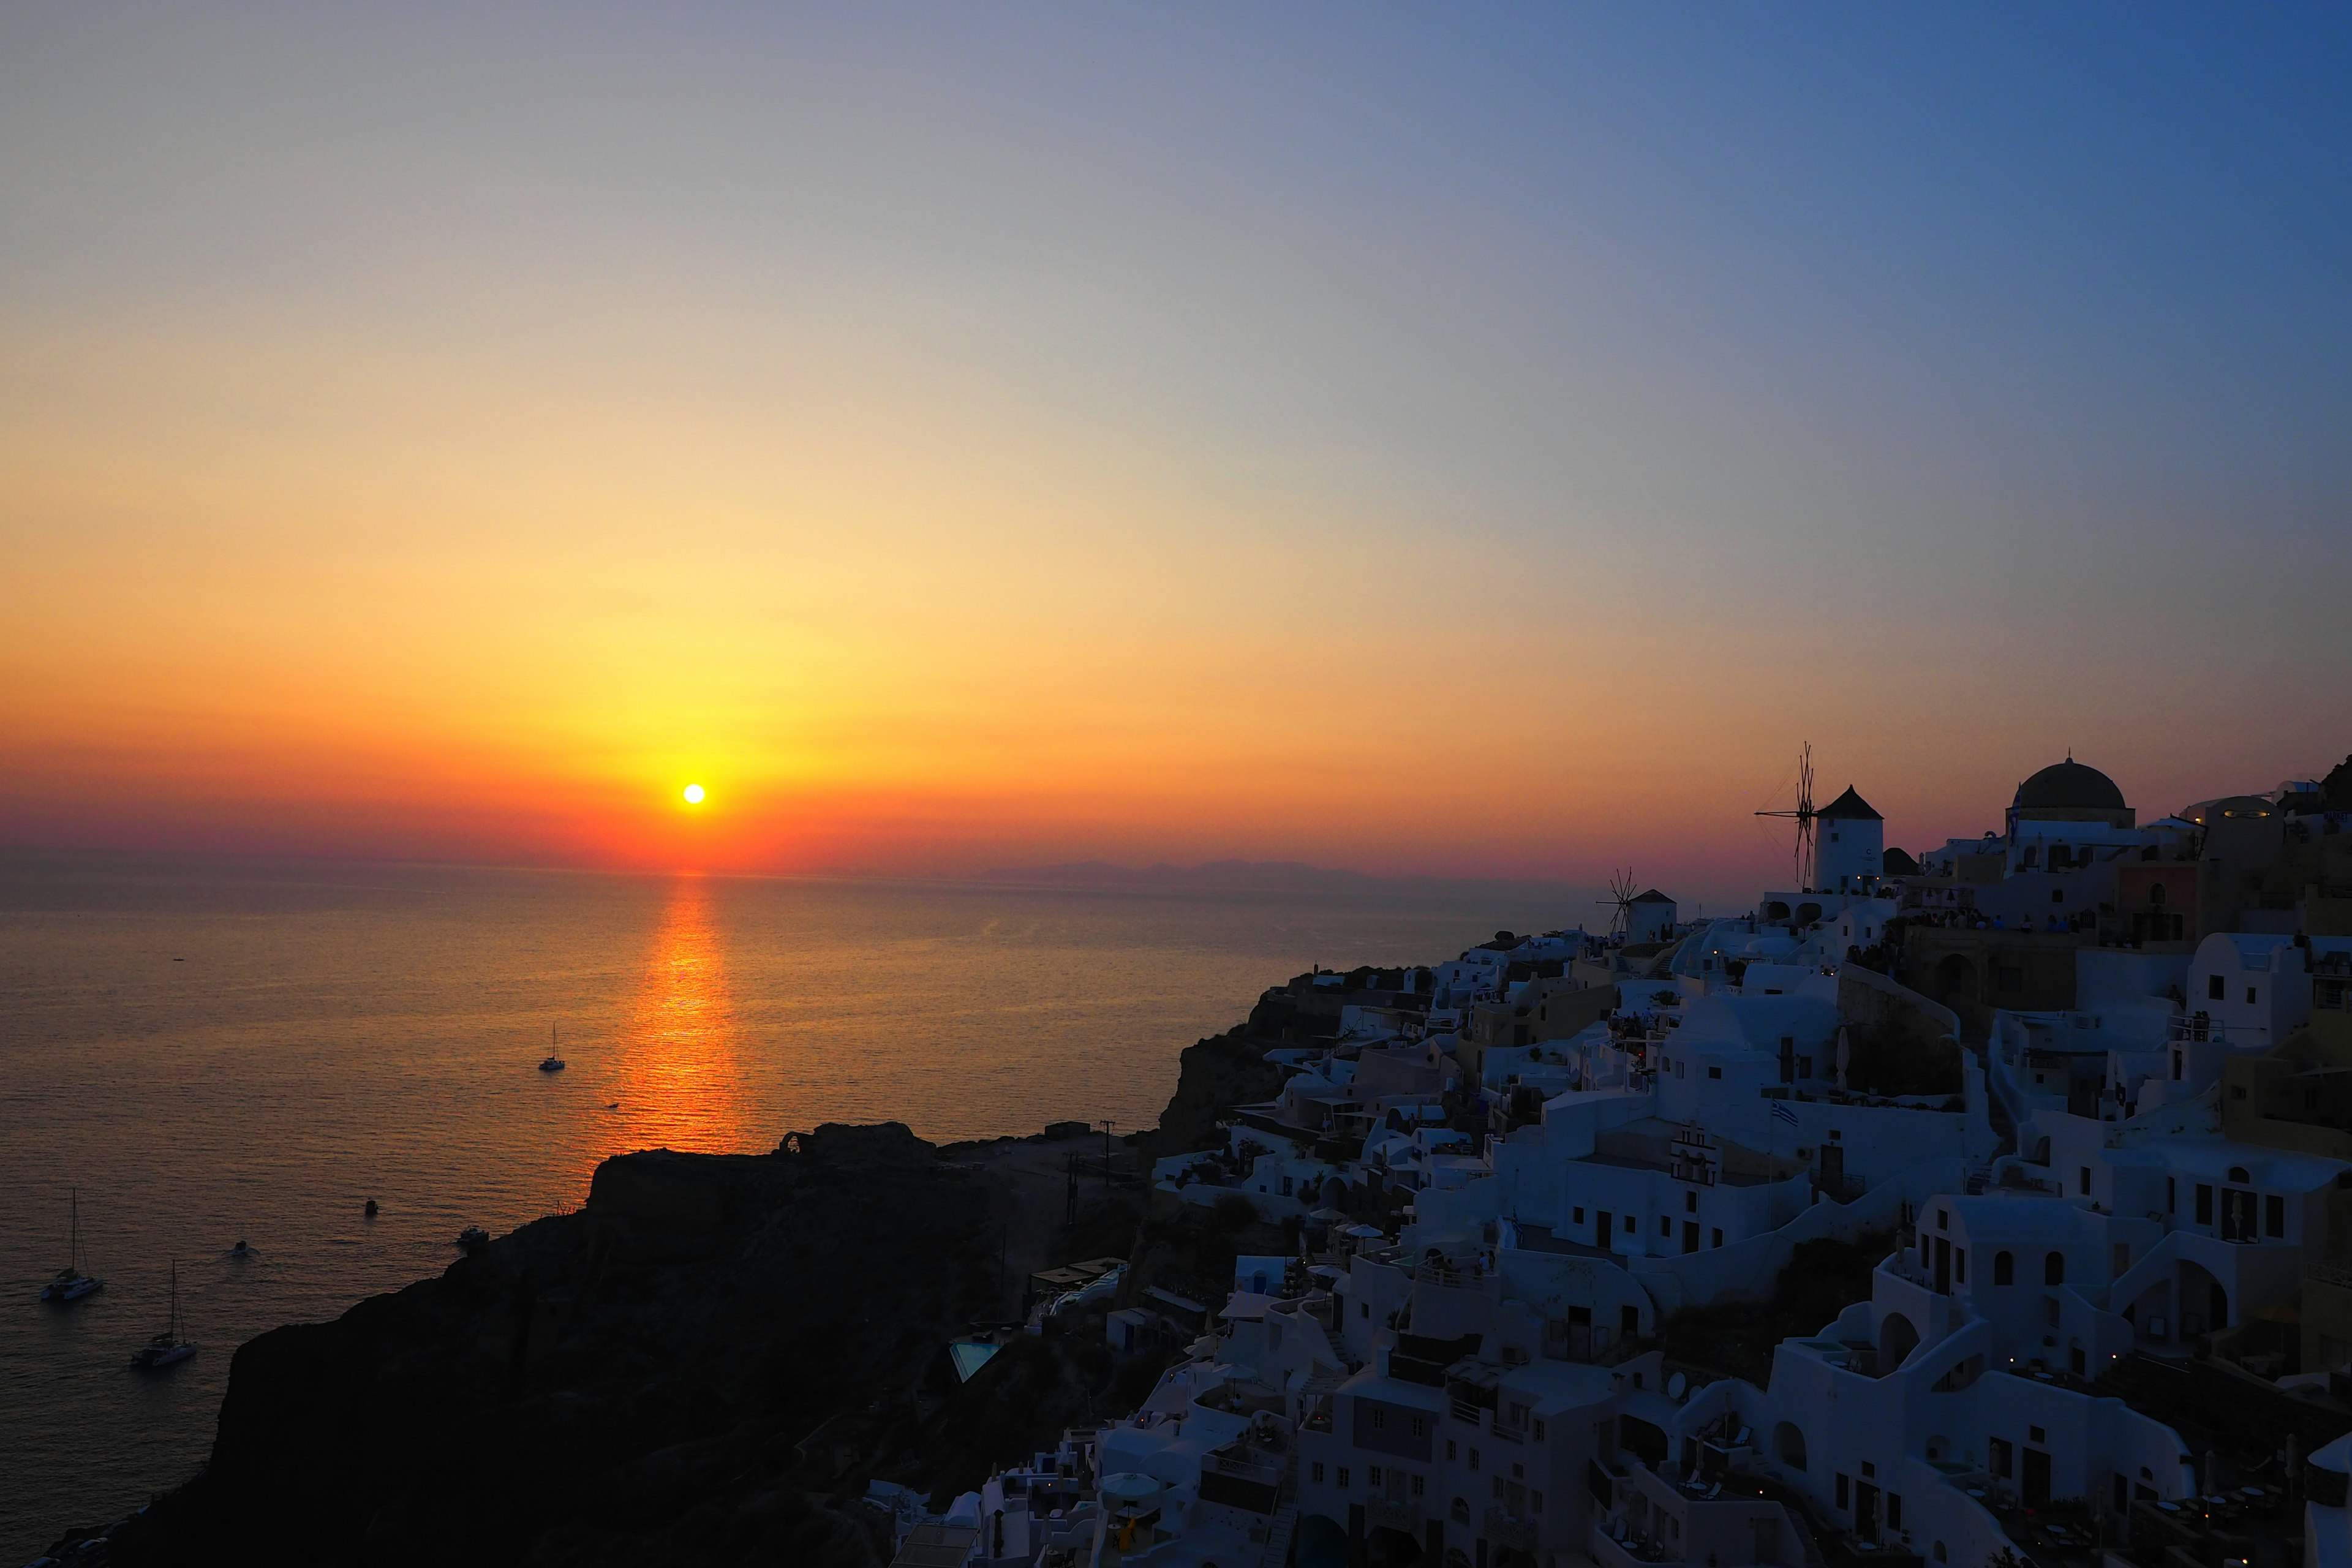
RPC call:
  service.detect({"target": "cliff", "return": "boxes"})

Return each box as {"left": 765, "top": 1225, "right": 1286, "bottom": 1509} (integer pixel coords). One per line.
{"left": 67, "top": 1025, "right": 1285, "bottom": 1566}
{"left": 102, "top": 1125, "right": 995, "bottom": 1566}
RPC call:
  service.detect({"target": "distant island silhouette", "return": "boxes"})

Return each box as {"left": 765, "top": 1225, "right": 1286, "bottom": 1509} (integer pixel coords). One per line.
{"left": 974, "top": 857, "right": 1598, "bottom": 902}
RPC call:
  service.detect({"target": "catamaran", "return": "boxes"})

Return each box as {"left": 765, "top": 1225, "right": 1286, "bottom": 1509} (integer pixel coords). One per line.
{"left": 40, "top": 1188, "right": 103, "bottom": 1303}
{"left": 129, "top": 1260, "right": 197, "bottom": 1370}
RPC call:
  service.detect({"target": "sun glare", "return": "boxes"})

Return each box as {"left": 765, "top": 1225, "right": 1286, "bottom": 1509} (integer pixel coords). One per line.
{"left": 682, "top": 783, "right": 706, "bottom": 805}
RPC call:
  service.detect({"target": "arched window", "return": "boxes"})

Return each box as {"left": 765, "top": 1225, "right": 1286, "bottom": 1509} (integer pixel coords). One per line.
{"left": 1993, "top": 1251, "right": 2014, "bottom": 1286}
{"left": 2228, "top": 1166, "right": 2250, "bottom": 1183}
{"left": 2045, "top": 1251, "right": 2065, "bottom": 1286}
{"left": 1452, "top": 1497, "right": 1471, "bottom": 1525}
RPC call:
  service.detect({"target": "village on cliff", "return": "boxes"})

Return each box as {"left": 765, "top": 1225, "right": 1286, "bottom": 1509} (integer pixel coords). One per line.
{"left": 884, "top": 756, "right": 2352, "bottom": 1568}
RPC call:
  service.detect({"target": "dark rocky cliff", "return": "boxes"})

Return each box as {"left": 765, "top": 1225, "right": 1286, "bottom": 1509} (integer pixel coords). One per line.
{"left": 67, "top": 1023, "right": 1291, "bottom": 1567}
{"left": 100, "top": 1125, "right": 997, "bottom": 1566}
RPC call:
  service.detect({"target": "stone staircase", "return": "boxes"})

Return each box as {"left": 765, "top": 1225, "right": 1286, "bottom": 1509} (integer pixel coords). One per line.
{"left": 1257, "top": 1501, "right": 1298, "bottom": 1568}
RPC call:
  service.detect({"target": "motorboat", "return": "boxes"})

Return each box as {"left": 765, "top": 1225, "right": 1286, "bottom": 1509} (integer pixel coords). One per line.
{"left": 226, "top": 1239, "right": 257, "bottom": 1262}
{"left": 129, "top": 1261, "right": 196, "bottom": 1371}
{"left": 457, "top": 1226, "right": 490, "bottom": 1252}
{"left": 363, "top": 1199, "right": 379, "bottom": 1218}
{"left": 40, "top": 1188, "right": 103, "bottom": 1303}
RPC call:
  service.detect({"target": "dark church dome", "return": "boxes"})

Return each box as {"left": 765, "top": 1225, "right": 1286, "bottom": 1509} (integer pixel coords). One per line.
{"left": 2014, "top": 760, "right": 2126, "bottom": 813}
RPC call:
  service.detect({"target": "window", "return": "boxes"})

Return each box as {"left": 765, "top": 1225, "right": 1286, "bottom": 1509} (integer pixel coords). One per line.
{"left": 2196, "top": 1184, "right": 2214, "bottom": 1225}
{"left": 1533, "top": 1419, "right": 1547, "bottom": 1441}
{"left": 1338, "top": 1467, "right": 1351, "bottom": 1488}
{"left": 1511, "top": 1461, "right": 1525, "bottom": 1479}
{"left": 1937, "top": 1209, "right": 1949, "bottom": 1231}
{"left": 2210, "top": 974, "right": 2226, "bottom": 1001}
{"left": 1371, "top": 1408, "right": 1386, "bottom": 1430}
{"left": 2045, "top": 1253, "right": 2065, "bottom": 1286}
{"left": 2079, "top": 1167, "right": 2091, "bottom": 1196}
{"left": 1361, "top": 1302, "right": 1370, "bottom": 1319}
{"left": 1712, "top": 1228, "right": 1724, "bottom": 1248}
{"left": 1862, "top": 1461, "right": 1875, "bottom": 1479}
{"left": 1990, "top": 1439, "right": 2012, "bottom": 1479}
{"left": 1956, "top": 1249, "right": 1967, "bottom": 1284}
{"left": 1993, "top": 1251, "right": 2014, "bottom": 1286}
{"left": 2248, "top": 986, "right": 2260, "bottom": 1005}
{"left": 1446, "top": 1439, "right": 1457, "bottom": 1461}
{"left": 2029, "top": 1426, "right": 2045, "bottom": 1444}
{"left": 1708, "top": 1066, "right": 1722, "bottom": 1079}
{"left": 1573, "top": 1207, "right": 1585, "bottom": 1224}
{"left": 2266, "top": 1195, "right": 2285, "bottom": 1238}
{"left": 1469, "top": 1448, "right": 1481, "bottom": 1471}
{"left": 1370, "top": 1466, "right": 1384, "bottom": 1486}
{"left": 1889, "top": 1494, "right": 1904, "bottom": 1529}
{"left": 1312, "top": 1462, "right": 1324, "bottom": 1483}
{"left": 1836, "top": 1474, "right": 1850, "bottom": 1509}
{"left": 1660, "top": 1216, "right": 1672, "bottom": 1237}
{"left": 1686, "top": 1191, "right": 1698, "bottom": 1213}
{"left": 2167, "top": 1177, "right": 2176, "bottom": 1213}
{"left": 1493, "top": 1476, "right": 1505, "bottom": 1499}
{"left": 1412, "top": 1474, "right": 1425, "bottom": 1496}
{"left": 1532, "top": 1490, "right": 1544, "bottom": 1513}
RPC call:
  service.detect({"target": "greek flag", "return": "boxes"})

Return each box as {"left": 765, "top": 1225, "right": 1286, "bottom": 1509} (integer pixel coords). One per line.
{"left": 1771, "top": 1101, "right": 1799, "bottom": 1126}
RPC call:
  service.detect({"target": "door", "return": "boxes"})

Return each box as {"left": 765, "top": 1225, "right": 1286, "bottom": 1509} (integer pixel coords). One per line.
{"left": 1684, "top": 1221, "right": 1700, "bottom": 1254}
{"left": 2023, "top": 1449, "right": 2052, "bottom": 1507}
{"left": 1855, "top": 1482, "right": 1880, "bottom": 1542}
{"left": 1597, "top": 1211, "right": 1613, "bottom": 1247}
{"left": 1934, "top": 1237, "right": 1951, "bottom": 1292}
{"left": 2221, "top": 1189, "right": 2256, "bottom": 1242}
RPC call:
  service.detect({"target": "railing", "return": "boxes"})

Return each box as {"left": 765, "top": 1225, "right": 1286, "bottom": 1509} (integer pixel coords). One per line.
{"left": 1485, "top": 1506, "right": 1540, "bottom": 1552}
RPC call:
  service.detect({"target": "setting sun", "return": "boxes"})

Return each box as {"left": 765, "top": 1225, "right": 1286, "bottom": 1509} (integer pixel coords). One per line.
{"left": 682, "top": 784, "right": 706, "bottom": 806}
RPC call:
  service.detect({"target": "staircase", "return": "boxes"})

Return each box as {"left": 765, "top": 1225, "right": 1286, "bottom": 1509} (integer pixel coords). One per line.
{"left": 1258, "top": 1502, "right": 1298, "bottom": 1568}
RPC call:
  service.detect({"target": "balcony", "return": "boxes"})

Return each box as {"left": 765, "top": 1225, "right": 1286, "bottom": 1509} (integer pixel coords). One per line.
{"left": 1485, "top": 1506, "right": 1540, "bottom": 1554}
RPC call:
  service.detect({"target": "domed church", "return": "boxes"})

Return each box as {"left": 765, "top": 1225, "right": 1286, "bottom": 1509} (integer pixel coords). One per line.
{"left": 2007, "top": 756, "right": 2134, "bottom": 833}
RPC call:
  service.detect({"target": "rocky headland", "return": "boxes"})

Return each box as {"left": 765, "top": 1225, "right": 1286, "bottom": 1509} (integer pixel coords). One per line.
{"left": 45, "top": 1018, "right": 1297, "bottom": 1567}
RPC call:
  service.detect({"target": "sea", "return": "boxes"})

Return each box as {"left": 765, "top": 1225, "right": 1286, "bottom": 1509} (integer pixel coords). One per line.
{"left": 0, "top": 851, "right": 1575, "bottom": 1559}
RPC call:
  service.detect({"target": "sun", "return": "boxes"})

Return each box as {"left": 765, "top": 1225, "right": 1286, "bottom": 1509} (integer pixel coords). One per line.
{"left": 682, "top": 783, "right": 706, "bottom": 805}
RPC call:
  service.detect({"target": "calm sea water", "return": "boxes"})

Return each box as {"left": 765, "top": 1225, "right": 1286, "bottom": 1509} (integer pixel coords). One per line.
{"left": 0, "top": 852, "right": 1571, "bottom": 1558}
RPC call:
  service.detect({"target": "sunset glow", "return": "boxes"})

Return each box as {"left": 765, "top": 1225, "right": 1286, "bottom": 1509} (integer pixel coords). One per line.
{"left": 682, "top": 785, "right": 706, "bottom": 807}
{"left": 1, "top": 9, "right": 2345, "bottom": 906}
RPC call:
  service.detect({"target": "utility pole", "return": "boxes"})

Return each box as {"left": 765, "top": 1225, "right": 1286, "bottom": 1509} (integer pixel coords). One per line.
{"left": 1099, "top": 1118, "right": 1117, "bottom": 1189}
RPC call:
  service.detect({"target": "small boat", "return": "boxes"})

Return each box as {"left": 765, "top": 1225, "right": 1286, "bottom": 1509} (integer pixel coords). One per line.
{"left": 226, "top": 1239, "right": 257, "bottom": 1262}
{"left": 129, "top": 1261, "right": 196, "bottom": 1371}
{"left": 40, "top": 1189, "right": 104, "bottom": 1304}
{"left": 539, "top": 1022, "right": 566, "bottom": 1072}
{"left": 363, "top": 1198, "right": 379, "bottom": 1218}
{"left": 457, "top": 1226, "right": 490, "bottom": 1252}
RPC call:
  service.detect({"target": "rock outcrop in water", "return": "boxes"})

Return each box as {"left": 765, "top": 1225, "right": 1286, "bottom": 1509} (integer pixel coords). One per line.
{"left": 102, "top": 1124, "right": 997, "bottom": 1566}
{"left": 66, "top": 1024, "right": 1286, "bottom": 1567}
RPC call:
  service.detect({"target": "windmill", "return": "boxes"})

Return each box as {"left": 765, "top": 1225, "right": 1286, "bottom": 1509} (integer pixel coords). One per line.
{"left": 1598, "top": 868, "right": 1640, "bottom": 939}
{"left": 1755, "top": 742, "right": 1819, "bottom": 891}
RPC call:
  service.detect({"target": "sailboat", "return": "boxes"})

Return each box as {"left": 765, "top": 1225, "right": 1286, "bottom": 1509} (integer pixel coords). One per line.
{"left": 129, "top": 1260, "right": 196, "bottom": 1370}
{"left": 539, "top": 1021, "right": 566, "bottom": 1073}
{"left": 40, "top": 1188, "right": 103, "bottom": 1303}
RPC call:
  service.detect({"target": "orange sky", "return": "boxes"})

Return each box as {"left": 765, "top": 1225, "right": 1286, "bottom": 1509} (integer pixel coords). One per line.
{"left": 2, "top": 9, "right": 2344, "bottom": 907}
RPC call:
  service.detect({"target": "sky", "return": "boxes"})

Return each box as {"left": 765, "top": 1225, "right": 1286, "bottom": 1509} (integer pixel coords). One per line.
{"left": 2, "top": 4, "right": 2348, "bottom": 905}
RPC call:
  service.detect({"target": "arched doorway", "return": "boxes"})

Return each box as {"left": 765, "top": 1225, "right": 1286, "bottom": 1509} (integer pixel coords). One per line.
{"left": 1879, "top": 1311, "right": 1920, "bottom": 1374}
{"left": 1297, "top": 1514, "right": 1350, "bottom": 1568}
{"left": 1774, "top": 1421, "right": 1808, "bottom": 1471}
{"left": 1366, "top": 1524, "right": 1425, "bottom": 1568}
{"left": 2179, "top": 1261, "right": 2228, "bottom": 1338}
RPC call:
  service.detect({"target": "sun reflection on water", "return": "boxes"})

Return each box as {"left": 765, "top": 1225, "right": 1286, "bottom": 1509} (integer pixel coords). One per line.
{"left": 614, "top": 876, "right": 753, "bottom": 1154}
